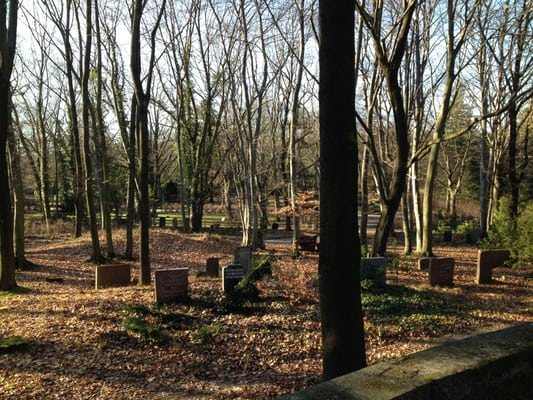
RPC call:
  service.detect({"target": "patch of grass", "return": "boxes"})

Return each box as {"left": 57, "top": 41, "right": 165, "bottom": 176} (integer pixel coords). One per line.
{"left": 0, "top": 286, "right": 31, "bottom": 298}
{"left": 193, "top": 323, "right": 224, "bottom": 345}
{"left": 120, "top": 303, "right": 167, "bottom": 343}
{"left": 362, "top": 285, "right": 473, "bottom": 338}
{"left": 0, "top": 336, "right": 31, "bottom": 354}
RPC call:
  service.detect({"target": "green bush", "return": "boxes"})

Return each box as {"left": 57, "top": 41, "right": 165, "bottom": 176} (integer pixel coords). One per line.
{"left": 193, "top": 323, "right": 223, "bottom": 345}
{"left": 515, "top": 202, "right": 533, "bottom": 266}
{"left": 120, "top": 303, "right": 166, "bottom": 342}
{"left": 483, "top": 197, "right": 533, "bottom": 267}
{"left": 484, "top": 197, "right": 515, "bottom": 250}
{"left": 223, "top": 256, "right": 273, "bottom": 310}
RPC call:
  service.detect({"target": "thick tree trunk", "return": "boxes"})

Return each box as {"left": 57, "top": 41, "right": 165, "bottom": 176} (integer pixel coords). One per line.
{"left": 138, "top": 100, "right": 151, "bottom": 285}
{"left": 0, "top": 0, "right": 19, "bottom": 290}
{"left": 0, "top": 92, "right": 16, "bottom": 289}
{"left": 319, "top": 0, "right": 366, "bottom": 380}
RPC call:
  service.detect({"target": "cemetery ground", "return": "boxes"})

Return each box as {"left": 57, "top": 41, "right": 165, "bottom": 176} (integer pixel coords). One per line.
{"left": 1, "top": 228, "right": 533, "bottom": 399}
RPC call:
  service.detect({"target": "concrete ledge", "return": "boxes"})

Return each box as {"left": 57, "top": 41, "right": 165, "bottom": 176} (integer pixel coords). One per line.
{"left": 281, "top": 323, "right": 533, "bottom": 399}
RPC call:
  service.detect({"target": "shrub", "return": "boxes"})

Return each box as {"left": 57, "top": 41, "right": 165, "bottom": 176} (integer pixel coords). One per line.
{"left": 120, "top": 303, "right": 166, "bottom": 342}
{"left": 483, "top": 197, "right": 515, "bottom": 251}
{"left": 483, "top": 197, "right": 533, "bottom": 267}
{"left": 515, "top": 202, "right": 533, "bottom": 266}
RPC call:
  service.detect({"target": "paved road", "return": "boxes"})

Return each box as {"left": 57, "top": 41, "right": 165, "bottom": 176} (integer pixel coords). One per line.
{"left": 265, "top": 213, "right": 381, "bottom": 245}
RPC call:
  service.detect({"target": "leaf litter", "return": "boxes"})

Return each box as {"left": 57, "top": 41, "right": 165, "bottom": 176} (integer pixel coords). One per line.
{"left": 1, "top": 229, "right": 532, "bottom": 399}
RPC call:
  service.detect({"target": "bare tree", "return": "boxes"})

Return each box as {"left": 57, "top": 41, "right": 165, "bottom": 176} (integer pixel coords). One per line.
{"left": 159, "top": 0, "right": 227, "bottom": 233}
{"left": 472, "top": 0, "right": 533, "bottom": 229}
{"left": 419, "top": 0, "right": 478, "bottom": 255}
{"left": 354, "top": 0, "right": 416, "bottom": 256}
{"left": 100, "top": 3, "right": 136, "bottom": 258}
{"left": 131, "top": 0, "right": 166, "bottom": 284}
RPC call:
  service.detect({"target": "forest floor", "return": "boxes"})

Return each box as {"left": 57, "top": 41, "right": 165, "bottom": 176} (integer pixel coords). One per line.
{"left": 1, "top": 227, "right": 532, "bottom": 399}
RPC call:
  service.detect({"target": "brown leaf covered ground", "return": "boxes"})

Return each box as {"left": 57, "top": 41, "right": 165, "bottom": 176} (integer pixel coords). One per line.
{"left": 1, "top": 228, "right": 532, "bottom": 399}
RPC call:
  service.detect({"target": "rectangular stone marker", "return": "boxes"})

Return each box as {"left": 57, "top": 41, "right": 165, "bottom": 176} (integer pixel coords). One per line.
{"left": 234, "top": 246, "right": 252, "bottom": 274}
{"left": 361, "top": 257, "right": 387, "bottom": 288}
{"left": 222, "top": 264, "right": 245, "bottom": 295}
{"left": 428, "top": 257, "right": 454, "bottom": 286}
{"left": 206, "top": 257, "right": 220, "bottom": 277}
{"left": 418, "top": 258, "right": 431, "bottom": 271}
{"left": 154, "top": 268, "right": 189, "bottom": 303}
{"left": 95, "top": 264, "right": 131, "bottom": 289}
{"left": 476, "top": 249, "right": 511, "bottom": 284}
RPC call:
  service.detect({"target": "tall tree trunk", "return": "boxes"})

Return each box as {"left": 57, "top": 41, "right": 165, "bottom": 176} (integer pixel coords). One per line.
{"left": 0, "top": 0, "right": 18, "bottom": 290}
{"left": 402, "top": 192, "right": 412, "bottom": 254}
{"left": 0, "top": 95, "right": 15, "bottom": 290}
{"left": 507, "top": 101, "right": 519, "bottom": 220}
{"left": 81, "top": 0, "right": 103, "bottom": 263}
{"left": 125, "top": 95, "right": 136, "bottom": 259}
{"left": 130, "top": 0, "right": 165, "bottom": 284}
{"left": 359, "top": 146, "right": 369, "bottom": 248}
{"left": 421, "top": 142, "right": 440, "bottom": 255}
{"left": 93, "top": 0, "right": 115, "bottom": 258}
{"left": 371, "top": 67, "right": 410, "bottom": 256}
{"left": 288, "top": 0, "right": 306, "bottom": 258}
{"left": 8, "top": 108, "right": 28, "bottom": 268}
{"left": 319, "top": 0, "right": 366, "bottom": 380}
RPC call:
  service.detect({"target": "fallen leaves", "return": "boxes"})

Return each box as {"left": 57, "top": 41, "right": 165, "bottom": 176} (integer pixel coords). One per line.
{"left": 0, "top": 230, "right": 532, "bottom": 399}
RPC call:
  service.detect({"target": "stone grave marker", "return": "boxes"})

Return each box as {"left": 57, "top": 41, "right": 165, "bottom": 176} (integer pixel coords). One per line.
{"left": 154, "top": 268, "right": 189, "bottom": 303}
{"left": 159, "top": 217, "right": 166, "bottom": 227}
{"left": 476, "top": 249, "right": 511, "bottom": 284}
{"left": 95, "top": 264, "right": 131, "bottom": 289}
{"left": 206, "top": 257, "right": 220, "bottom": 277}
{"left": 235, "top": 246, "right": 252, "bottom": 274}
{"left": 418, "top": 258, "right": 431, "bottom": 271}
{"left": 222, "top": 264, "right": 245, "bottom": 295}
{"left": 427, "top": 257, "right": 455, "bottom": 286}
{"left": 361, "top": 257, "right": 387, "bottom": 288}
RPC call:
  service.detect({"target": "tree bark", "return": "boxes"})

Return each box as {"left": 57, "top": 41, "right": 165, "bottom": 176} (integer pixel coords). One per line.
{"left": 0, "top": 0, "right": 18, "bottom": 290}
{"left": 319, "top": 0, "right": 366, "bottom": 380}
{"left": 7, "top": 106, "right": 28, "bottom": 268}
{"left": 81, "top": 0, "right": 103, "bottom": 263}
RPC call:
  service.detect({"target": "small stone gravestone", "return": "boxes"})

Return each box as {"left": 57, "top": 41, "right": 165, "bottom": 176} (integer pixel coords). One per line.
{"left": 159, "top": 217, "right": 166, "bottom": 227}
{"left": 235, "top": 246, "right": 253, "bottom": 274}
{"left": 418, "top": 258, "right": 432, "bottom": 271}
{"left": 206, "top": 257, "right": 220, "bottom": 277}
{"left": 361, "top": 257, "right": 387, "bottom": 288}
{"left": 222, "top": 264, "right": 245, "bottom": 295}
{"left": 476, "top": 249, "right": 511, "bottom": 284}
{"left": 427, "top": 257, "right": 454, "bottom": 286}
{"left": 154, "top": 268, "right": 189, "bottom": 303}
{"left": 95, "top": 264, "right": 131, "bottom": 289}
